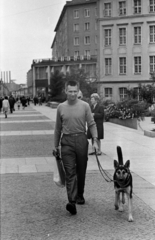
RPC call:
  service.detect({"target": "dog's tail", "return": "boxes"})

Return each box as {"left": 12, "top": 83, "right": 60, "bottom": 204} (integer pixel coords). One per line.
{"left": 117, "top": 146, "right": 123, "bottom": 165}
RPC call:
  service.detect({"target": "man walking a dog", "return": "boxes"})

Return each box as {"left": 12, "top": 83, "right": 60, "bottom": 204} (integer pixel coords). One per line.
{"left": 54, "top": 80, "right": 98, "bottom": 215}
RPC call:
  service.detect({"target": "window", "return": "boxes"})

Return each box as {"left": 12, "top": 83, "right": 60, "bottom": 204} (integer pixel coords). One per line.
{"left": 84, "top": 9, "right": 90, "bottom": 17}
{"left": 105, "top": 88, "right": 112, "bottom": 98}
{"left": 84, "top": 50, "right": 90, "bottom": 56}
{"left": 105, "top": 58, "right": 112, "bottom": 75}
{"left": 119, "top": 1, "right": 126, "bottom": 15}
{"left": 95, "top": 22, "right": 98, "bottom": 30}
{"left": 74, "top": 9, "right": 79, "bottom": 18}
{"left": 150, "top": 0, "right": 155, "bottom": 12}
{"left": 150, "top": 25, "right": 155, "bottom": 43}
{"left": 36, "top": 67, "right": 47, "bottom": 79}
{"left": 119, "top": 57, "right": 126, "bottom": 74}
{"left": 74, "top": 51, "right": 79, "bottom": 57}
{"left": 134, "top": 26, "right": 141, "bottom": 44}
{"left": 134, "top": 56, "right": 141, "bottom": 74}
{"left": 84, "top": 22, "right": 90, "bottom": 31}
{"left": 104, "top": 3, "right": 111, "bottom": 17}
{"left": 84, "top": 36, "right": 90, "bottom": 45}
{"left": 133, "top": 87, "right": 142, "bottom": 101}
{"left": 74, "top": 24, "right": 79, "bottom": 32}
{"left": 150, "top": 56, "right": 155, "bottom": 73}
{"left": 133, "top": 0, "right": 141, "bottom": 14}
{"left": 119, "top": 28, "right": 126, "bottom": 45}
{"left": 119, "top": 88, "right": 127, "bottom": 100}
{"left": 95, "top": 7, "right": 97, "bottom": 17}
{"left": 105, "top": 29, "right": 111, "bottom": 46}
{"left": 95, "top": 35, "right": 97, "bottom": 44}
{"left": 74, "top": 37, "right": 79, "bottom": 45}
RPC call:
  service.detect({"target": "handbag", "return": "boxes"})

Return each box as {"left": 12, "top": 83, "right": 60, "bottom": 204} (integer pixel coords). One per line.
{"left": 53, "top": 150, "right": 66, "bottom": 188}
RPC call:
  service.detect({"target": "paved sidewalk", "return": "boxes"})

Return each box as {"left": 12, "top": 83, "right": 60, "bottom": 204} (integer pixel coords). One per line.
{"left": 1, "top": 104, "right": 155, "bottom": 240}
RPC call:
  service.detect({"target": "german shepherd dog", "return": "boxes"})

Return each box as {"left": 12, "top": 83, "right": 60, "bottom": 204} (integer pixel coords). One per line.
{"left": 113, "top": 146, "right": 133, "bottom": 222}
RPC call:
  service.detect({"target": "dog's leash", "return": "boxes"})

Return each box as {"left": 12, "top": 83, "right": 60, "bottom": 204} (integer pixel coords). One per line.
{"left": 94, "top": 150, "right": 113, "bottom": 183}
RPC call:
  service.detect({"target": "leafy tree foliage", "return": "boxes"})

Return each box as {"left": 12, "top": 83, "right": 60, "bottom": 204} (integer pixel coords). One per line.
{"left": 50, "top": 70, "right": 65, "bottom": 97}
{"left": 139, "top": 84, "right": 155, "bottom": 104}
{"left": 63, "top": 68, "right": 97, "bottom": 98}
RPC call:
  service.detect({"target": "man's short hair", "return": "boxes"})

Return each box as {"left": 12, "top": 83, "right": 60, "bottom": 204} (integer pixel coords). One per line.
{"left": 65, "top": 80, "right": 79, "bottom": 89}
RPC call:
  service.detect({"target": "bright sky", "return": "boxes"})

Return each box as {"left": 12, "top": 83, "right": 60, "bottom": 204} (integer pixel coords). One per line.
{"left": 0, "top": 0, "right": 67, "bottom": 84}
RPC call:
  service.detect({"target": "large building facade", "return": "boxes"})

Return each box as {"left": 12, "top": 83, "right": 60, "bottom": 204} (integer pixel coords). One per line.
{"left": 97, "top": 0, "right": 155, "bottom": 101}
{"left": 28, "top": 0, "right": 98, "bottom": 98}
{"left": 52, "top": 0, "right": 98, "bottom": 59}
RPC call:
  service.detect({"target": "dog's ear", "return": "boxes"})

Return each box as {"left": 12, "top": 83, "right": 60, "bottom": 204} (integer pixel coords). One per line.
{"left": 124, "top": 160, "right": 130, "bottom": 169}
{"left": 114, "top": 160, "right": 119, "bottom": 169}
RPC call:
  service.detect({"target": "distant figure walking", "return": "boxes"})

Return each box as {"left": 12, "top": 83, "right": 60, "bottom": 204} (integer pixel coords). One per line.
{"left": 33, "top": 96, "right": 38, "bottom": 106}
{"left": 87, "top": 93, "right": 105, "bottom": 155}
{"left": 0, "top": 96, "right": 3, "bottom": 112}
{"left": 9, "top": 95, "right": 15, "bottom": 113}
{"left": 2, "top": 96, "right": 10, "bottom": 118}
{"left": 17, "top": 99, "right": 21, "bottom": 110}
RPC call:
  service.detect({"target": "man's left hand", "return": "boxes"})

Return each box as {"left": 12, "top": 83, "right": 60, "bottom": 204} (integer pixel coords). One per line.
{"left": 92, "top": 141, "right": 99, "bottom": 153}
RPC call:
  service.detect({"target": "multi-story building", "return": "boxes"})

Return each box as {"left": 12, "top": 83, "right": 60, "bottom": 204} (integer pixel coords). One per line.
{"left": 97, "top": 0, "right": 155, "bottom": 101}
{"left": 28, "top": 0, "right": 99, "bottom": 98}
{"left": 27, "top": 56, "right": 97, "bottom": 98}
{"left": 52, "top": 0, "right": 98, "bottom": 59}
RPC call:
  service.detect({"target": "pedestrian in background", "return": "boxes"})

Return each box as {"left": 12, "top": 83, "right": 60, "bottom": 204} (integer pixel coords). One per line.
{"left": 9, "top": 95, "right": 15, "bottom": 113}
{"left": 33, "top": 96, "right": 38, "bottom": 106}
{"left": 0, "top": 96, "right": 3, "bottom": 112}
{"left": 87, "top": 93, "right": 104, "bottom": 155}
{"left": 54, "top": 80, "right": 98, "bottom": 215}
{"left": 2, "top": 96, "right": 10, "bottom": 118}
{"left": 17, "top": 99, "right": 21, "bottom": 110}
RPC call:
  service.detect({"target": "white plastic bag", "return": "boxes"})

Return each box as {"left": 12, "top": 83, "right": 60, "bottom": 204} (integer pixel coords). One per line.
{"left": 53, "top": 150, "right": 65, "bottom": 188}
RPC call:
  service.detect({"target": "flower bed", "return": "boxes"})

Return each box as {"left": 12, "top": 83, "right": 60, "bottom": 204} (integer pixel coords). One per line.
{"left": 109, "top": 118, "right": 137, "bottom": 129}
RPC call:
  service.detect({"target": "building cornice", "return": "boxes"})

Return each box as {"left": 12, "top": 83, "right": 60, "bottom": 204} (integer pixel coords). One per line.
{"left": 98, "top": 13, "right": 155, "bottom": 22}
{"left": 97, "top": 80, "right": 154, "bottom": 84}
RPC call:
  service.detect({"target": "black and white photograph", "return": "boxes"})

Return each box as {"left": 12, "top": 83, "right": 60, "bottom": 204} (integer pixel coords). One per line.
{"left": 0, "top": 0, "right": 155, "bottom": 239}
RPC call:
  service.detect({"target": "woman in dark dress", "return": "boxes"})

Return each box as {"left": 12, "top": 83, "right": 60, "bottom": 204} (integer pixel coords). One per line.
{"left": 87, "top": 93, "right": 104, "bottom": 155}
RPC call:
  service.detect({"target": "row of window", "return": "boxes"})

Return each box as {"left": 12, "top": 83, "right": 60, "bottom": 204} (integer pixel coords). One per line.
{"left": 74, "top": 7, "right": 97, "bottom": 18}
{"left": 104, "top": 56, "right": 155, "bottom": 75}
{"left": 74, "top": 35, "right": 97, "bottom": 45}
{"left": 73, "top": 0, "right": 155, "bottom": 19}
{"left": 103, "top": 0, "right": 155, "bottom": 17}
{"left": 104, "top": 25, "right": 155, "bottom": 46}
{"left": 105, "top": 87, "right": 140, "bottom": 101}
{"left": 73, "top": 22, "right": 97, "bottom": 32}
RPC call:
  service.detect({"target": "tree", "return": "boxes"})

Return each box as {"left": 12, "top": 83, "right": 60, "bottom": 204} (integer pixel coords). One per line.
{"left": 50, "top": 70, "right": 65, "bottom": 97}
{"left": 63, "top": 68, "right": 97, "bottom": 98}
{"left": 139, "top": 84, "right": 155, "bottom": 104}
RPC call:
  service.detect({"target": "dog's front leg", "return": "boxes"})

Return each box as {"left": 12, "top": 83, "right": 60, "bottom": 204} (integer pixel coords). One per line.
{"left": 119, "top": 192, "right": 124, "bottom": 212}
{"left": 114, "top": 191, "right": 119, "bottom": 210}
{"left": 128, "top": 195, "right": 133, "bottom": 222}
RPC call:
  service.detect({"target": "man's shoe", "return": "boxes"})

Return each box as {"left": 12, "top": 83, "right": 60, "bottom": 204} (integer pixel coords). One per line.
{"left": 66, "top": 203, "right": 77, "bottom": 215}
{"left": 76, "top": 196, "right": 85, "bottom": 205}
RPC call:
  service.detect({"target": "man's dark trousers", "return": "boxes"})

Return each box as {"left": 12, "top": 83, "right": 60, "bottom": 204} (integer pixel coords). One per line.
{"left": 61, "top": 133, "right": 88, "bottom": 203}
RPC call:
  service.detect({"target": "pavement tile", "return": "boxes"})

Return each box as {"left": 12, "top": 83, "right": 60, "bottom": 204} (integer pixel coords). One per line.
{"left": 36, "top": 164, "right": 54, "bottom": 172}
{"left": 19, "top": 165, "right": 37, "bottom": 173}
{"left": 0, "top": 166, "right": 6, "bottom": 174}
{"left": 1, "top": 158, "right": 26, "bottom": 166}
{"left": 5, "top": 165, "right": 19, "bottom": 174}
{"left": 45, "top": 157, "right": 55, "bottom": 163}
{"left": 26, "top": 157, "right": 47, "bottom": 165}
